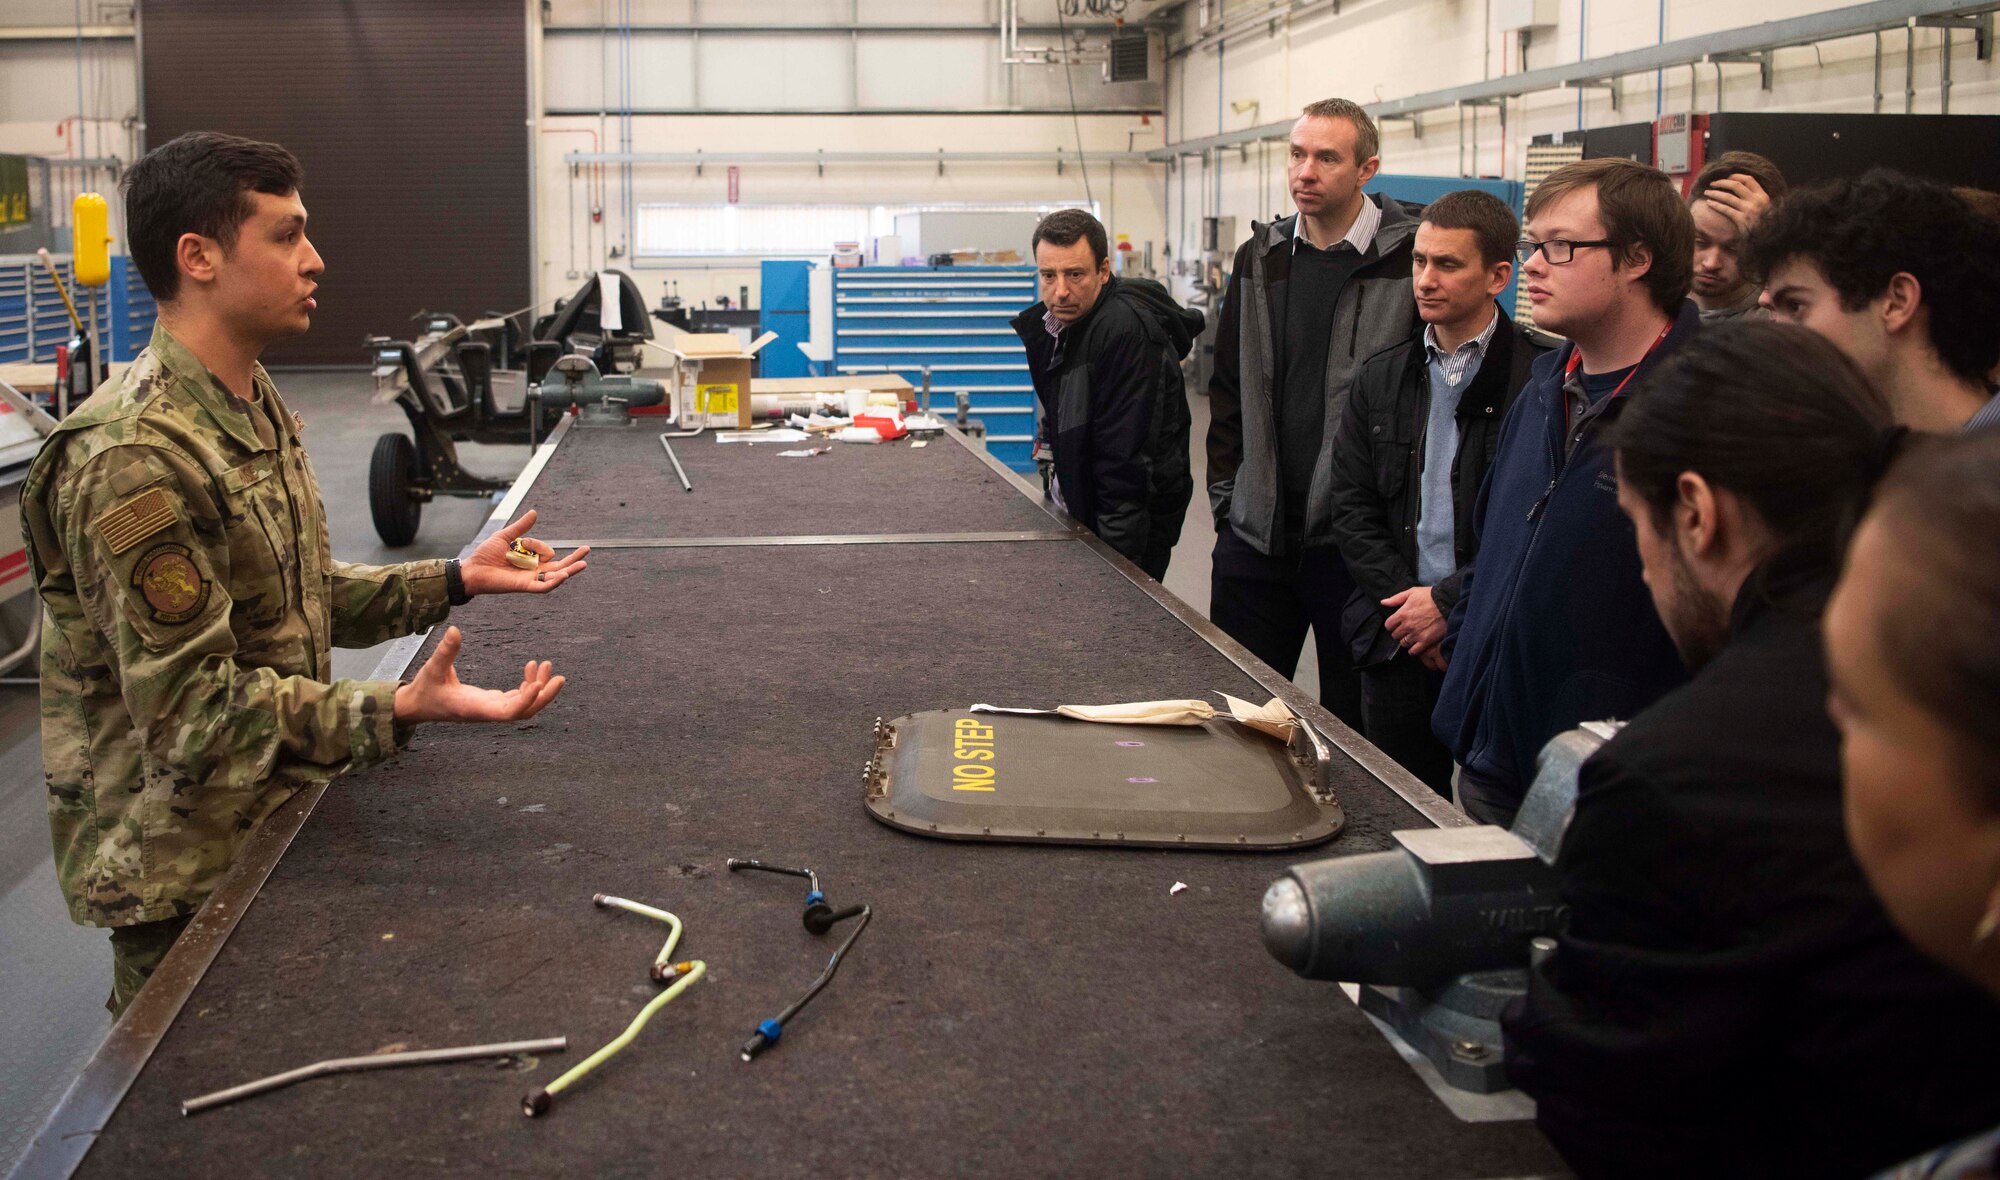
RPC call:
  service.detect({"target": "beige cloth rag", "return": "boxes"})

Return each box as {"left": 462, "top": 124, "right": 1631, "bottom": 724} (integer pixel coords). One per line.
{"left": 1216, "top": 692, "right": 1299, "bottom": 744}
{"left": 968, "top": 695, "right": 1297, "bottom": 739}
{"left": 1054, "top": 699, "right": 1216, "bottom": 726}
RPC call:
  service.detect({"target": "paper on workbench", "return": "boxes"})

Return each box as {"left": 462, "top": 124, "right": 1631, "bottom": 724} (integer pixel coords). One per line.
{"left": 717, "top": 428, "right": 810, "bottom": 444}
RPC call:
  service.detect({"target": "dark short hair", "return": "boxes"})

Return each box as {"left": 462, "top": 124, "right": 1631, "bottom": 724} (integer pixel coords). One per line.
{"left": 1031, "top": 208, "right": 1108, "bottom": 267}
{"left": 1869, "top": 430, "right": 2000, "bottom": 807}
{"left": 1690, "top": 150, "right": 1788, "bottom": 204}
{"left": 1420, "top": 190, "right": 1518, "bottom": 269}
{"left": 1526, "top": 157, "right": 1694, "bottom": 316}
{"left": 1299, "top": 97, "right": 1380, "bottom": 163}
{"left": 1610, "top": 319, "right": 1891, "bottom": 572}
{"left": 1745, "top": 169, "right": 2000, "bottom": 387}
{"left": 122, "top": 131, "right": 303, "bottom": 302}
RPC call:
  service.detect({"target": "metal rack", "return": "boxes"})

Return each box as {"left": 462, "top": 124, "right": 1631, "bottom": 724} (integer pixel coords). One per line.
{"left": 1151, "top": 0, "right": 2000, "bottom": 160}
{"left": 0, "top": 253, "right": 156, "bottom": 366}
{"left": 830, "top": 265, "right": 1040, "bottom": 472}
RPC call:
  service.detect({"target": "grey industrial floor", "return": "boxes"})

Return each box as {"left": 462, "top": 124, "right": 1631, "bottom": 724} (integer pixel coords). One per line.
{"left": 0, "top": 373, "right": 1314, "bottom": 1173}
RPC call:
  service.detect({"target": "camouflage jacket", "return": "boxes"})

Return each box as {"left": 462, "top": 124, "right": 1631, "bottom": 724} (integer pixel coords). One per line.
{"left": 22, "top": 323, "right": 451, "bottom": 928}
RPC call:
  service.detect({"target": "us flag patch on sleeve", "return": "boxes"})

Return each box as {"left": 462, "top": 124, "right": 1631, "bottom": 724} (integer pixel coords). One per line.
{"left": 94, "top": 488, "right": 178, "bottom": 555}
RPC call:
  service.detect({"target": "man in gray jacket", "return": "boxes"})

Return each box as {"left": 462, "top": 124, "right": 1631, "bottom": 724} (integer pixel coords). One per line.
{"left": 1205, "top": 98, "right": 1419, "bottom": 728}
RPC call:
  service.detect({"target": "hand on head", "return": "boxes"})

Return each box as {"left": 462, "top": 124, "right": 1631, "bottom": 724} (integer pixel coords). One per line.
{"left": 1702, "top": 174, "right": 1773, "bottom": 236}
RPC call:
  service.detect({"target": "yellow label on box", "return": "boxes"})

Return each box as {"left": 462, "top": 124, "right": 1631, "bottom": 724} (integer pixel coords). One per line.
{"left": 696, "top": 383, "right": 739, "bottom": 413}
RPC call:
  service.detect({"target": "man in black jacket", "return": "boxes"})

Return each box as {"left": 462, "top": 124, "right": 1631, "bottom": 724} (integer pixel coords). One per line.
{"left": 1504, "top": 322, "right": 2000, "bottom": 1178}
{"left": 1205, "top": 98, "right": 1420, "bottom": 728}
{"left": 1013, "top": 209, "right": 1199, "bottom": 578}
{"left": 1328, "top": 192, "right": 1547, "bottom": 791}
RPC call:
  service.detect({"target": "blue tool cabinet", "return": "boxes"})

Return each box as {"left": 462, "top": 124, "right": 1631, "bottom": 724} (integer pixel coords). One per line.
{"left": 758, "top": 259, "right": 813, "bottom": 379}
{"left": 0, "top": 253, "right": 156, "bottom": 365}
{"left": 830, "top": 265, "right": 1039, "bottom": 472}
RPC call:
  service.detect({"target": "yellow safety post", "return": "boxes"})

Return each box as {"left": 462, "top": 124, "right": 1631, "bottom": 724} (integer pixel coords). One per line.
{"left": 69, "top": 193, "right": 114, "bottom": 413}
{"left": 71, "top": 193, "right": 110, "bottom": 287}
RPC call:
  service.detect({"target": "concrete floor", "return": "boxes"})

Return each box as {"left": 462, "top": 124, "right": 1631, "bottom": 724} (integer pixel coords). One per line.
{"left": 0, "top": 372, "right": 1320, "bottom": 1172}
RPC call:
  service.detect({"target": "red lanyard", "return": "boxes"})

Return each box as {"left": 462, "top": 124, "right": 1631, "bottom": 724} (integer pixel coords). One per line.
{"left": 1563, "top": 320, "right": 1672, "bottom": 418}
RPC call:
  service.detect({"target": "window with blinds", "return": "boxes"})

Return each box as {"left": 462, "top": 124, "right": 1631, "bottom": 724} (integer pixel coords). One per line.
{"left": 636, "top": 202, "right": 1095, "bottom": 257}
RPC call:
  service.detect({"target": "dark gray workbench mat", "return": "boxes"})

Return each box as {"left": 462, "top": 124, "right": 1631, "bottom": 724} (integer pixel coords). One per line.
{"left": 80, "top": 542, "right": 1558, "bottom": 1177}
{"left": 521, "top": 427, "right": 1065, "bottom": 540}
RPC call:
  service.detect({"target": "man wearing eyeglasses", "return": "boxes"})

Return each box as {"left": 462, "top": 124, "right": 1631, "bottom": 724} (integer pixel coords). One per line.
{"left": 1430, "top": 158, "right": 1700, "bottom": 826}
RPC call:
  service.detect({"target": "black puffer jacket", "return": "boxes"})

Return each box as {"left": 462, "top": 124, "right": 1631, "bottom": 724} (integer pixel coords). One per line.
{"left": 1327, "top": 307, "right": 1548, "bottom": 665}
{"left": 1012, "top": 276, "right": 1201, "bottom": 563}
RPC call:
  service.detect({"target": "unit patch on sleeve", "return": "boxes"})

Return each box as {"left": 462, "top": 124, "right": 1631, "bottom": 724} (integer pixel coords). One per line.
{"left": 94, "top": 488, "right": 179, "bottom": 555}
{"left": 132, "top": 543, "right": 208, "bottom": 624}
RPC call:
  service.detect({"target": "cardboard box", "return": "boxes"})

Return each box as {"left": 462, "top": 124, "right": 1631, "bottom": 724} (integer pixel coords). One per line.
{"left": 659, "top": 330, "right": 777, "bottom": 428}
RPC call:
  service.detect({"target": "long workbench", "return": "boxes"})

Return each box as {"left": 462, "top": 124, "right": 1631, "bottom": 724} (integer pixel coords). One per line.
{"left": 21, "top": 422, "right": 1562, "bottom": 1178}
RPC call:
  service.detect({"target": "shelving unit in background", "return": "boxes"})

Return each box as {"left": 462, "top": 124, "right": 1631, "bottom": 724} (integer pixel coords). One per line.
{"left": 0, "top": 253, "right": 157, "bottom": 366}
{"left": 830, "top": 265, "right": 1038, "bottom": 472}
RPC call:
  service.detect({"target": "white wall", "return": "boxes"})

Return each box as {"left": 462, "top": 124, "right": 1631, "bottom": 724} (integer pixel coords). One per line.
{"left": 535, "top": 112, "right": 1167, "bottom": 311}
{"left": 534, "top": 0, "right": 1168, "bottom": 312}
{"left": 0, "top": 9, "right": 138, "bottom": 244}
{"left": 1164, "top": 0, "right": 2000, "bottom": 267}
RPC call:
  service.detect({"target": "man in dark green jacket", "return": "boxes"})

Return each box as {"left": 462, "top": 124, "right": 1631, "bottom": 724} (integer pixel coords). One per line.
{"left": 1012, "top": 209, "right": 1199, "bottom": 579}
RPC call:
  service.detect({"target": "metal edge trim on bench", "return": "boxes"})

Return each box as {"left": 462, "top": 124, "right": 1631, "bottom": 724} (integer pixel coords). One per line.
{"left": 545, "top": 531, "right": 1076, "bottom": 549}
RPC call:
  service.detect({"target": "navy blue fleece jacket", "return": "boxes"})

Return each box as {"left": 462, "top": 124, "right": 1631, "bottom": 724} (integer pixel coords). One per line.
{"left": 1431, "top": 301, "right": 1700, "bottom": 801}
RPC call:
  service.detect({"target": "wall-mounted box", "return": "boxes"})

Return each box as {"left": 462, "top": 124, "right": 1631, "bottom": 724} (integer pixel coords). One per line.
{"left": 1495, "top": 0, "right": 1558, "bottom": 32}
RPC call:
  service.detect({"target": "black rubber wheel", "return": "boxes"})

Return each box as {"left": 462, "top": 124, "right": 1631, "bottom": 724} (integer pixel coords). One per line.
{"left": 368, "top": 433, "right": 422, "bottom": 547}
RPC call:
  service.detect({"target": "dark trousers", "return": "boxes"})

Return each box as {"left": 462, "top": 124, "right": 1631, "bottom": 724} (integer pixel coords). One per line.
{"left": 1455, "top": 763, "right": 1522, "bottom": 828}
{"left": 1359, "top": 654, "right": 1454, "bottom": 794}
{"left": 1208, "top": 523, "right": 1365, "bottom": 731}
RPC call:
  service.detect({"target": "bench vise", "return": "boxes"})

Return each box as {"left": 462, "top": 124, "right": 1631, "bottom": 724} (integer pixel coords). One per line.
{"left": 535, "top": 354, "right": 666, "bottom": 428}
{"left": 1260, "top": 721, "right": 1621, "bottom": 1094}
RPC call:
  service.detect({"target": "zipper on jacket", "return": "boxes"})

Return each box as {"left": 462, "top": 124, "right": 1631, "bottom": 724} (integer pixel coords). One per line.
{"left": 1527, "top": 387, "right": 1567, "bottom": 522}
{"left": 1526, "top": 478, "right": 1558, "bottom": 523}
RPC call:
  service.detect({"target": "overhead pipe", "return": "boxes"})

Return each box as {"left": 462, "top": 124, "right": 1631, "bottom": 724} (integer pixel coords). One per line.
{"left": 1150, "top": 0, "right": 2000, "bottom": 160}
{"left": 1001, "top": 0, "right": 1108, "bottom": 65}
{"left": 564, "top": 150, "right": 1152, "bottom": 164}
{"left": 1167, "top": 0, "right": 1364, "bottom": 59}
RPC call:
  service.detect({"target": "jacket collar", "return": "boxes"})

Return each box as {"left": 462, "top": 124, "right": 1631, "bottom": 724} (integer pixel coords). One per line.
{"left": 1543, "top": 298, "right": 1702, "bottom": 401}
{"left": 146, "top": 322, "right": 277, "bottom": 454}
{"left": 1455, "top": 305, "right": 1521, "bottom": 419}
{"left": 1258, "top": 194, "right": 1417, "bottom": 260}
{"left": 1728, "top": 546, "right": 1837, "bottom": 639}
{"left": 1011, "top": 274, "right": 1119, "bottom": 341}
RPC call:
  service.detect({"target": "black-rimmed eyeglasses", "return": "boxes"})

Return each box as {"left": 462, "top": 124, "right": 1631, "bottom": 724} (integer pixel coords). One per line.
{"left": 1515, "top": 238, "right": 1617, "bottom": 265}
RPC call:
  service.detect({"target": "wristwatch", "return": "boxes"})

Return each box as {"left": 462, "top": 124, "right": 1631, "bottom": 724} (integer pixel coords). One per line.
{"left": 444, "top": 559, "right": 471, "bottom": 606}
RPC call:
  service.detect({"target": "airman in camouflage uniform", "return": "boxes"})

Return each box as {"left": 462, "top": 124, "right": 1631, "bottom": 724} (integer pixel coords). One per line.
{"left": 30, "top": 130, "right": 577, "bottom": 1018}
{"left": 23, "top": 323, "right": 453, "bottom": 1014}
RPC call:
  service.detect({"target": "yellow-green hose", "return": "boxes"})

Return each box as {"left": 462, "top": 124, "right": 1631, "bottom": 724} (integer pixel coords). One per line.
{"left": 523, "top": 894, "right": 706, "bottom": 1117}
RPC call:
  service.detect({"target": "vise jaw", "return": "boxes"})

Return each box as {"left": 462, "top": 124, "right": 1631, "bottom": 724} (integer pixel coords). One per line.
{"left": 535, "top": 354, "right": 666, "bottom": 427}
{"left": 1260, "top": 721, "right": 1623, "bottom": 1095}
